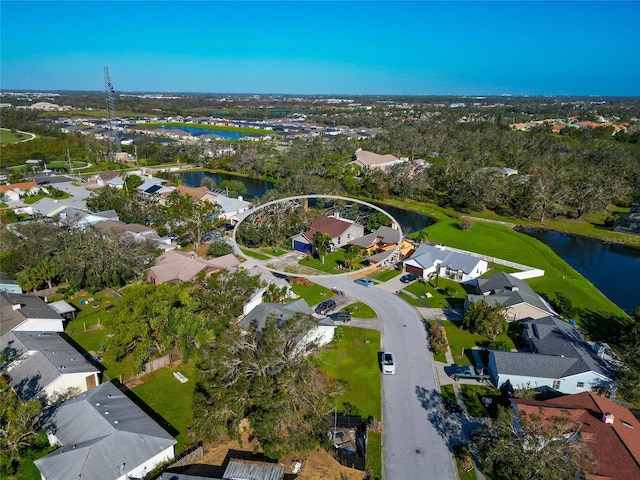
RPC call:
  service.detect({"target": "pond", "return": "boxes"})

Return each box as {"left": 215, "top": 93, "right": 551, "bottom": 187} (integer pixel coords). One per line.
{"left": 524, "top": 229, "right": 640, "bottom": 313}
{"left": 180, "top": 171, "right": 274, "bottom": 199}
{"left": 158, "top": 126, "right": 257, "bottom": 139}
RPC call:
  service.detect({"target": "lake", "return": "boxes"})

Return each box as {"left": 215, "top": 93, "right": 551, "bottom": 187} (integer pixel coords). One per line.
{"left": 159, "top": 126, "right": 253, "bottom": 139}
{"left": 525, "top": 229, "right": 640, "bottom": 313}
{"left": 180, "top": 171, "right": 640, "bottom": 312}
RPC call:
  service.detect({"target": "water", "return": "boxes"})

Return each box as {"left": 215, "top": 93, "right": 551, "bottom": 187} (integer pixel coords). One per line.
{"left": 525, "top": 229, "right": 640, "bottom": 313}
{"left": 158, "top": 126, "right": 253, "bottom": 139}
{"left": 179, "top": 170, "right": 640, "bottom": 312}
{"left": 180, "top": 171, "right": 274, "bottom": 199}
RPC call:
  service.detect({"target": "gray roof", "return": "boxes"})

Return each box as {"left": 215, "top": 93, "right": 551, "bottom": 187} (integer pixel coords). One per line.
{"left": 240, "top": 299, "right": 314, "bottom": 333}
{"left": 48, "top": 300, "right": 75, "bottom": 315}
{"left": 210, "top": 194, "right": 252, "bottom": 214}
{"left": 348, "top": 225, "right": 401, "bottom": 248}
{"left": 35, "top": 381, "right": 176, "bottom": 480}
{"left": 405, "top": 244, "right": 483, "bottom": 274}
{"left": 1, "top": 292, "right": 64, "bottom": 335}
{"left": 470, "top": 272, "right": 553, "bottom": 313}
{"left": 222, "top": 459, "right": 284, "bottom": 480}
{"left": 0, "top": 331, "right": 98, "bottom": 400}
{"left": 523, "top": 316, "right": 612, "bottom": 378}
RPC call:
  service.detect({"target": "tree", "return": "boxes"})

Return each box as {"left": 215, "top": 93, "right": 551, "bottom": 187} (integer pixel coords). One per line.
{"left": 312, "top": 231, "right": 331, "bottom": 264}
{"left": 342, "top": 245, "right": 362, "bottom": 271}
{"left": 218, "top": 179, "right": 248, "bottom": 198}
{"left": 427, "top": 321, "right": 448, "bottom": 356}
{"left": 193, "top": 312, "right": 343, "bottom": 459}
{"left": 163, "top": 191, "right": 221, "bottom": 250}
{"left": 477, "top": 405, "right": 596, "bottom": 480}
{"left": 206, "top": 239, "right": 234, "bottom": 257}
{"left": 0, "top": 379, "right": 43, "bottom": 477}
{"left": 463, "top": 299, "right": 508, "bottom": 341}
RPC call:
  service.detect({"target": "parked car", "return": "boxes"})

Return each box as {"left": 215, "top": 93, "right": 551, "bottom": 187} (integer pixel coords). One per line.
{"left": 400, "top": 273, "right": 420, "bottom": 283}
{"left": 354, "top": 278, "right": 374, "bottom": 287}
{"left": 329, "top": 311, "right": 351, "bottom": 323}
{"left": 381, "top": 352, "right": 396, "bottom": 374}
{"left": 315, "top": 299, "right": 337, "bottom": 315}
{"left": 450, "top": 365, "right": 490, "bottom": 381}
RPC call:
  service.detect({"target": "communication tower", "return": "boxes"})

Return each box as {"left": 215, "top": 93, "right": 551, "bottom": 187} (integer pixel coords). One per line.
{"left": 104, "top": 66, "right": 122, "bottom": 155}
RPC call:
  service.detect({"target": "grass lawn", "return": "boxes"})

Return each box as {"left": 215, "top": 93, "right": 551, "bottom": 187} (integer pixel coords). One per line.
{"left": 317, "top": 327, "right": 381, "bottom": 419}
{"left": 0, "top": 129, "right": 31, "bottom": 144}
{"left": 316, "top": 326, "right": 381, "bottom": 479}
{"left": 240, "top": 248, "right": 271, "bottom": 260}
{"left": 290, "top": 282, "right": 334, "bottom": 306}
{"left": 299, "top": 249, "right": 365, "bottom": 274}
{"left": 441, "top": 320, "right": 520, "bottom": 366}
{"left": 131, "top": 362, "right": 197, "bottom": 453}
{"left": 453, "top": 444, "right": 478, "bottom": 480}
{"left": 398, "top": 291, "right": 424, "bottom": 307}
{"left": 440, "top": 384, "right": 456, "bottom": 403}
{"left": 342, "top": 302, "right": 377, "bottom": 318}
{"left": 459, "top": 384, "right": 507, "bottom": 418}
{"left": 23, "top": 190, "right": 71, "bottom": 204}
{"left": 368, "top": 267, "right": 402, "bottom": 282}
{"left": 405, "top": 278, "right": 467, "bottom": 308}
{"left": 259, "top": 246, "right": 288, "bottom": 256}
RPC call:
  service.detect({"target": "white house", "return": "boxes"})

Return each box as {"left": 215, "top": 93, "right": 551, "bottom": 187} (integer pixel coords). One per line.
{"left": 0, "top": 331, "right": 99, "bottom": 403}
{"left": 35, "top": 380, "right": 176, "bottom": 480}
{"left": 403, "top": 244, "right": 488, "bottom": 283}
{"left": 487, "top": 316, "right": 615, "bottom": 395}
{"left": 0, "top": 292, "right": 65, "bottom": 335}
{"left": 240, "top": 299, "right": 336, "bottom": 351}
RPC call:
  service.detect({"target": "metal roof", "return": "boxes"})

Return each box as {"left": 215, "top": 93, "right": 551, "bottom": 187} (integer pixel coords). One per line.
{"left": 222, "top": 459, "right": 285, "bottom": 480}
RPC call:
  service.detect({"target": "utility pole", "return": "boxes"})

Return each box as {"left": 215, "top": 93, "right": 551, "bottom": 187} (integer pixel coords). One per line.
{"left": 104, "top": 66, "right": 122, "bottom": 157}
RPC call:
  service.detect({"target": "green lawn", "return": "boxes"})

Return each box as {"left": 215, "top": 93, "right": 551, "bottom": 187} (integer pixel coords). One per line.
{"left": 342, "top": 302, "right": 377, "bottom": 318}
{"left": 317, "top": 327, "right": 381, "bottom": 420}
{"left": 290, "top": 282, "right": 334, "bottom": 306}
{"left": 132, "top": 362, "right": 197, "bottom": 453}
{"left": 240, "top": 248, "right": 271, "bottom": 260}
{"left": 405, "top": 278, "right": 468, "bottom": 308}
{"left": 299, "top": 249, "right": 365, "bottom": 274}
{"left": 440, "top": 384, "right": 456, "bottom": 402}
{"left": 398, "top": 291, "right": 424, "bottom": 307}
{"left": 441, "top": 320, "right": 521, "bottom": 366}
{"left": 316, "top": 326, "right": 382, "bottom": 480}
{"left": 0, "top": 129, "right": 31, "bottom": 144}
{"left": 453, "top": 444, "right": 478, "bottom": 480}
{"left": 259, "top": 246, "right": 288, "bottom": 256}
{"left": 368, "top": 267, "right": 402, "bottom": 282}
{"left": 22, "top": 190, "right": 71, "bottom": 204}
{"left": 459, "top": 384, "right": 507, "bottom": 418}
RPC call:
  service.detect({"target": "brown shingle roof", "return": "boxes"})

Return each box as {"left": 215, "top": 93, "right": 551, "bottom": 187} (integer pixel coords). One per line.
{"left": 0, "top": 181, "right": 38, "bottom": 194}
{"left": 513, "top": 392, "right": 640, "bottom": 480}
{"left": 304, "top": 216, "right": 354, "bottom": 240}
{"left": 176, "top": 185, "right": 209, "bottom": 201}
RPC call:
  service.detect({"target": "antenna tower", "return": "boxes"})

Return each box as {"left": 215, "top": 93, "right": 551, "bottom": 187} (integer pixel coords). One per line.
{"left": 104, "top": 66, "right": 122, "bottom": 155}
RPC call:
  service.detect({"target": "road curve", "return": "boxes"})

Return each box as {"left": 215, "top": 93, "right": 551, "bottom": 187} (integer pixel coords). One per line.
{"left": 315, "top": 276, "right": 457, "bottom": 480}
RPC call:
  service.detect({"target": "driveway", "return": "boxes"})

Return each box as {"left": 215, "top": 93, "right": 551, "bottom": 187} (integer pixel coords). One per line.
{"left": 314, "top": 276, "right": 457, "bottom": 480}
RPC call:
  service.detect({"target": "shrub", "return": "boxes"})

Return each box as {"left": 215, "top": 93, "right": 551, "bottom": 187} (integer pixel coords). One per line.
{"left": 428, "top": 321, "right": 448, "bottom": 355}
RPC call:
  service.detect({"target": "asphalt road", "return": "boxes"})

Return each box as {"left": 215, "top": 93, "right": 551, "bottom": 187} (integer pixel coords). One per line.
{"left": 315, "top": 276, "right": 457, "bottom": 480}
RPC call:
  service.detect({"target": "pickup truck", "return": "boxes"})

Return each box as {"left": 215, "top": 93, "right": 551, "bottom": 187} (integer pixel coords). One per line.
{"left": 450, "top": 365, "right": 490, "bottom": 382}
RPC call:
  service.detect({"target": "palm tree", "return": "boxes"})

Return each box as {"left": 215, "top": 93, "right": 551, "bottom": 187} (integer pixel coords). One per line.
{"left": 312, "top": 231, "right": 331, "bottom": 264}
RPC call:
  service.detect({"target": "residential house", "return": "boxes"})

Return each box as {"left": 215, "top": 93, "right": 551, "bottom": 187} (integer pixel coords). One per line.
{"left": 89, "top": 170, "right": 121, "bottom": 186}
{"left": 404, "top": 244, "right": 488, "bottom": 283}
{"left": 0, "top": 292, "right": 65, "bottom": 335}
{"left": 146, "top": 250, "right": 240, "bottom": 285}
{"left": 35, "top": 380, "right": 176, "bottom": 480}
{"left": 0, "top": 331, "right": 99, "bottom": 403}
{"left": 176, "top": 185, "right": 252, "bottom": 220}
{"left": 487, "top": 316, "right": 615, "bottom": 395}
{"left": 464, "top": 272, "right": 554, "bottom": 321}
{"left": 93, "top": 219, "right": 173, "bottom": 249}
{"left": 240, "top": 299, "right": 336, "bottom": 350}
{"left": 291, "top": 215, "right": 365, "bottom": 254}
{"left": 511, "top": 392, "right": 640, "bottom": 480}
{"left": 614, "top": 205, "right": 640, "bottom": 235}
{"left": 352, "top": 148, "right": 407, "bottom": 171}
{"left": 348, "top": 225, "right": 413, "bottom": 265}
{"left": 0, "top": 181, "right": 39, "bottom": 202}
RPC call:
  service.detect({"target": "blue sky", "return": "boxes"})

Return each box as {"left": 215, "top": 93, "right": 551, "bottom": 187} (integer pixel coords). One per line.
{"left": 1, "top": 1, "right": 639, "bottom": 95}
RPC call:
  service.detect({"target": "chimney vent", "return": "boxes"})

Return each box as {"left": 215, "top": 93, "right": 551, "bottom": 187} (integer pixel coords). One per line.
{"left": 603, "top": 412, "right": 614, "bottom": 424}
{"left": 511, "top": 285, "right": 519, "bottom": 292}
{"left": 12, "top": 303, "right": 22, "bottom": 311}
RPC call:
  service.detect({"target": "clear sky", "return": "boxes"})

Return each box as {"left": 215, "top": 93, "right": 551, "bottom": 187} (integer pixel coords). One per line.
{"left": 1, "top": 1, "right": 639, "bottom": 96}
